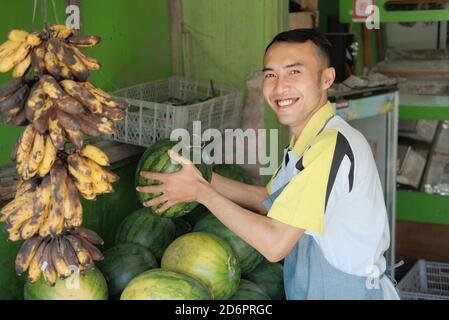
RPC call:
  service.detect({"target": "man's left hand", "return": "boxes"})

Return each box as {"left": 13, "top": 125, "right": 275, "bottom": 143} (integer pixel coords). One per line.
{"left": 136, "top": 149, "right": 208, "bottom": 213}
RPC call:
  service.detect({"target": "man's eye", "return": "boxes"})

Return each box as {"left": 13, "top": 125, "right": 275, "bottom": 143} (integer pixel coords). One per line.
{"left": 264, "top": 73, "right": 276, "bottom": 79}
{"left": 290, "top": 70, "right": 301, "bottom": 75}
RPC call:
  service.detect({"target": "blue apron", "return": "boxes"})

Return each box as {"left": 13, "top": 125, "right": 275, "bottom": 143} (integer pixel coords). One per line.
{"left": 263, "top": 139, "right": 385, "bottom": 300}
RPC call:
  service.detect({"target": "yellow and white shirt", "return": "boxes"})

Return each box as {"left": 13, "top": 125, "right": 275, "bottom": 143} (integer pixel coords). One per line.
{"left": 266, "top": 101, "right": 390, "bottom": 278}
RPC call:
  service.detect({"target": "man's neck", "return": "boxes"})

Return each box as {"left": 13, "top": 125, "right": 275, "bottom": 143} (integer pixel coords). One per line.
{"left": 291, "top": 96, "right": 328, "bottom": 139}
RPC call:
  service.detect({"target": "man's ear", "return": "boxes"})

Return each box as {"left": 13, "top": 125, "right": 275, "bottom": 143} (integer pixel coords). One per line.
{"left": 321, "top": 67, "right": 336, "bottom": 90}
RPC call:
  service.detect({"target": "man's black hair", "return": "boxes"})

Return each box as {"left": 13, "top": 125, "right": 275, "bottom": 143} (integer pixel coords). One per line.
{"left": 265, "top": 28, "right": 332, "bottom": 67}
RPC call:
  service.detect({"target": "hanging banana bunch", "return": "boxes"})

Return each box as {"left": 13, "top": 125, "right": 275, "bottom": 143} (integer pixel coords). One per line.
{"left": 0, "top": 24, "right": 127, "bottom": 286}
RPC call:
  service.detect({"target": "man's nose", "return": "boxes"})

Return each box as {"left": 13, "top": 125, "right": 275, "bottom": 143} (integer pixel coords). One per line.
{"left": 273, "top": 75, "right": 289, "bottom": 96}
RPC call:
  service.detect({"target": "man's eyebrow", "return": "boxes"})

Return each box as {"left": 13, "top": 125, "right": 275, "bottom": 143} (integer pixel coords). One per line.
{"left": 262, "top": 62, "right": 304, "bottom": 72}
{"left": 285, "top": 62, "right": 303, "bottom": 68}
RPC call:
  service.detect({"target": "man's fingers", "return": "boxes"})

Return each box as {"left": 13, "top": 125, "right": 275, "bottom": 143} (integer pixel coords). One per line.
{"left": 144, "top": 194, "right": 168, "bottom": 207}
{"left": 155, "top": 201, "right": 175, "bottom": 214}
{"left": 136, "top": 185, "right": 165, "bottom": 194}
{"left": 168, "top": 149, "right": 192, "bottom": 165}
{"left": 140, "top": 171, "right": 168, "bottom": 181}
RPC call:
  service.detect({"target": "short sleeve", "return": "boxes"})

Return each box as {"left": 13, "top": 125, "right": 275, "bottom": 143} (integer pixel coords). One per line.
{"left": 267, "top": 129, "right": 339, "bottom": 234}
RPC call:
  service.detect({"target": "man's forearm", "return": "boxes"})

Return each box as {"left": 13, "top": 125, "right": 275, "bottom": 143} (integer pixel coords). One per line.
{"left": 197, "top": 181, "right": 284, "bottom": 261}
{"left": 210, "top": 172, "right": 269, "bottom": 214}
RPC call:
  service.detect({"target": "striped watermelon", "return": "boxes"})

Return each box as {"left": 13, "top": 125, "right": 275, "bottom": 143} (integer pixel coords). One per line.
{"left": 161, "top": 232, "right": 241, "bottom": 300}
{"left": 115, "top": 207, "right": 176, "bottom": 261}
{"left": 135, "top": 138, "right": 213, "bottom": 218}
{"left": 97, "top": 243, "right": 158, "bottom": 299}
{"left": 172, "top": 218, "right": 192, "bottom": 238}
{"left": 193, "top": 214, "right": 263, "bottom": 275}
{"left": 230, "top": 279, "right": 270, "bottom": 300}
{"left": 213, "top": 164, "right": 253, "bottom": 184}
{"left": 120, "top": 268, "right": 212, "bottom": 300}
{"left": 24, "top": 268, "right": 108, "bottom": 300}
{"left": 244, "top": 259, "right": 285, "bottom": 300}
{"left": 182, "top": 204, "right": 211, "bottom": 227}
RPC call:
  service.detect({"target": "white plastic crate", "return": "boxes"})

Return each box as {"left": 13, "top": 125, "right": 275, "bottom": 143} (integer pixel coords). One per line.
{"left": 397, "top": 260, "right": 449, "bottom": 300}
{"left": 109, "top": 77, "right": 244, "bottom": 147}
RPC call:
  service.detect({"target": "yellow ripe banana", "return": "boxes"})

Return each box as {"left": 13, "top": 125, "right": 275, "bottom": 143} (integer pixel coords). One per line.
{"left": 5, "top": 201, "right": 34, "bottom": 233}
{"left": 26, "top": 132, "right": 46, "bottom": 179}
{"left": 8, "top": 29, "right": 29, "bottom": 42}
{"left": 42, "top": 240, "right": 58, "bottom": 286}
{"left": 80, "top": 144, "right": 110, "bottom": 166}
{"left": 67, "top": 154, "right": 91, "bottom": 176}
{"left": 31, "top": 43, "right": 46, "bottom": 73}
{"left": 15, "top": 236, "right": 43, "bottom": 276}
{"left": 21, "top": 176, "right": 52, "bottom": 239}
{"left": 40, "top": 74, "right": 65, "bottom": 99}
{"left": 26, "top": 81, "right": 46, "bottom": 111}
{"left": 60, "top": 80, "right": 103, "bottom": 114}
{"left": 37, "top": 135, "right": 57, "bottom": 177}
{"left": 65, "top": 235, "right": 93, "bottom": 267}
{"left": 76, "top": 236, "right": 103, "bottom": 261}
{"left": 70, "top": 46, "right": 101, "bottom": 70}
{"left": 58, "top": 59, "right": 72, "bottom": 79}
{"left": 92, "top": 180, "right": 113, "bottom": 194}
{"left": 48, "top": 111, "right": 65, "bottom": 150}
{"left": 27, "top": 239, "right": 48, "bottom": 283}
{"left": 0, "top": 39, "right": 22, "bottom": 59}
{"left": 73, "top": 178, "right": 96, "bottom": 200}
{"left": 38, "top": 207, "right": 52, "bottom": 238}
{"left": 0, "top": 50, "right": 17, "bottom": 73}
{"left": 16, "top": 125, "right": 36, "bottom": 179}
{"left": 52, "top": 238, "right": 71, "bottom": 279}
{"left": 15, "top": 179, "right": 38, "bottom": 199}
{"left": 63, "top": 175, "right": 83, "bottom": 224}
{"left": 68, "top": 35, "right": 101, "bottom": 48}
{"left": 65, "top": 128, "right": 84, "bottom": 150}
{"left": 46, "top": 197, "right": 64, "bottom": 237}
{"left": 49, "top": 162, "right": 67, "bottom": 236}
{"left": 50, "top": 24, "right": 73, "bottom": 39}
{"left": 80, "top": 81, "right": 123, "bottom": 109}
{"left": 84, "top": 158, "right": 108, "bottom": 183}
{"left": 44, "top": 50, "right": 62, "bottom": 78}
{"left": 105, "top": 170, "right": 119, "bottom": 183}
{"left": 12, "top": 41, "right": 31, "bottom": 65}
{"left": 12, "top": 52, "right": 31, "bottom": 78}
{"left": 26, "top": 32, "right": 42, "bottom": 47}
{"left": 0, "top": 189, "right": 35, "bottom": 222}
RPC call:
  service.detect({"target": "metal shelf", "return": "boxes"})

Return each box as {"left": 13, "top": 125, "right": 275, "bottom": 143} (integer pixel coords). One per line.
{"left": 340, "top": 0, "right": 449, "bottom": 23}
{"left": 397, "top": 190, "right": 449, "bottom": 225}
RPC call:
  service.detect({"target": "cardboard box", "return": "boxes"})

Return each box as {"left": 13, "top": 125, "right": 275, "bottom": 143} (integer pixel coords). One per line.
{"left": 397, "top": 145, "right": 428, "bottom": 189}
{"left": 433, "top": 121, "right": 449, "bottom": 154}
{"left": 299, "top": 0, "right": 318, "bottom": 11}
{"left": 422, "top": 152, "right": 449, "bottom": 195}
{"left": 398, "top": 120, "right": 438, "bottom": 143}
{"left": 288, "top": 11, "right": 319, "bottom": 30}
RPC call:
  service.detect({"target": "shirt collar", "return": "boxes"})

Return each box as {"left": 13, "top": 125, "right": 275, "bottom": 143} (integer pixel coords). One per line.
{"left": 289, "top": 101, "right": 335, "bottom": 156}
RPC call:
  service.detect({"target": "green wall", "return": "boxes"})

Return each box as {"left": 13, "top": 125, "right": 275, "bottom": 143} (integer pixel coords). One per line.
{"left": 0, "top": 0, "right": 171, "bottom": 299}
{"left": 0, "top": 0, "right": 172, "bottom": 166}
{"left": 180, "top": 0, "right": 291, "bottom": 180}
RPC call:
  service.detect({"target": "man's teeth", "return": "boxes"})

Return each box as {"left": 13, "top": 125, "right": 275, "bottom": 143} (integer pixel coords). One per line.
{"left": 277, "top": 99, "right": 296, "bottom": 107}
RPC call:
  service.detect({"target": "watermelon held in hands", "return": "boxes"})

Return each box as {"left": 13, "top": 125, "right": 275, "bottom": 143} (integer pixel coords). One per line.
{"left": 24, "top": 268, "right": 108, "bottom": 300}
{"left": 193, "top": 214, "right": 264, "bottom": 275}
{"left": 161, "top": 232, "right": 241, "bottom": 300}
{"left": 115, "top": 207, "right": 176, "bottom": 261}
{"left": 244, "top": 259, "right": 285, "bottom": 300}
{"left": 97, "top": 243, "right": 158, "bottom": 299}
{"left": 213, "top": 164, "right": 253, "bottom": 184}
{"left": 230, "top": 279, "right": 271, "bottom": 300}
{"left": 135, "top": 138, "right": 213, "bottom": 218}
{"left": 120, "top": 268, "right": 212, "bottom": 300}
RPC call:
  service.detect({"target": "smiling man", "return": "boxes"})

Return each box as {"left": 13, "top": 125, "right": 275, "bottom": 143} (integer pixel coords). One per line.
{"left": 137, "top": 29, "right": 399, "bottom": 300}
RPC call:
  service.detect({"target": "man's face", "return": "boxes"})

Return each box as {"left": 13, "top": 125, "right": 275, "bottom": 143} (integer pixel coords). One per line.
{"left": 263, "top": 41, "right": 331, "bottom": 134}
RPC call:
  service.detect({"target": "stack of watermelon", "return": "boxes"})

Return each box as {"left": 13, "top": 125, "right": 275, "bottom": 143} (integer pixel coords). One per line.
{"left": 112, "top": 138, "right": 286, "bottom": 300}
{"left": 22, "top": 138, "right": 286, "bottom": 300}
